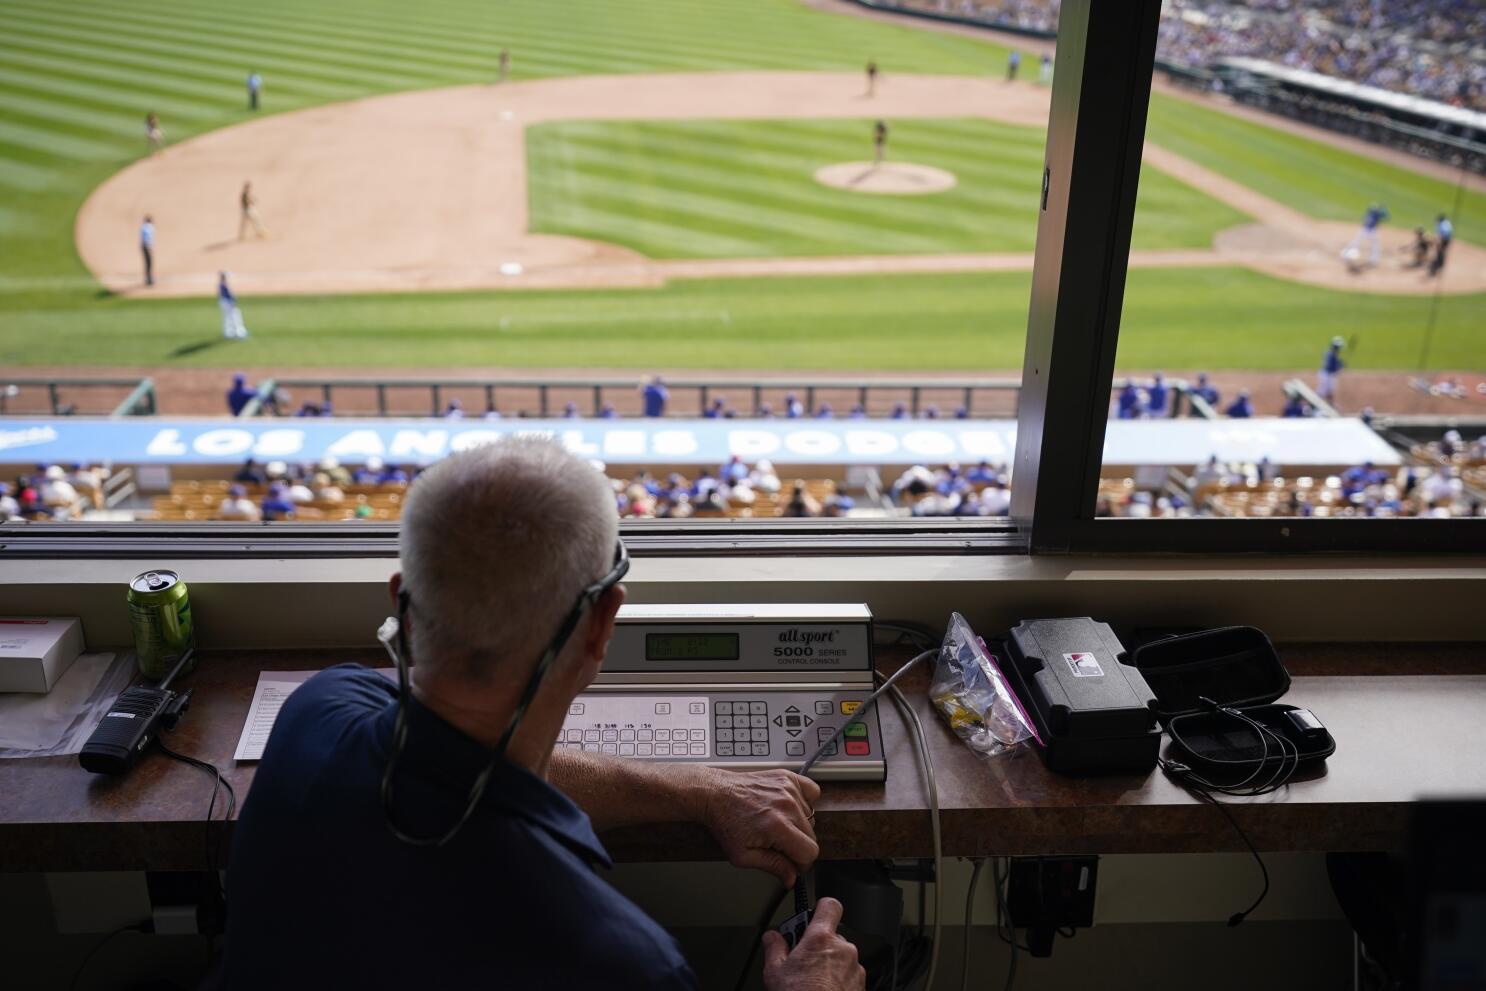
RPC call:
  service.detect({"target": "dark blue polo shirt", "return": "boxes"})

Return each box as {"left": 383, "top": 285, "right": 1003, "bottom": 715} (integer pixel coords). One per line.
{"left": 225, "top": 665, "right": 695, "bottom": 990}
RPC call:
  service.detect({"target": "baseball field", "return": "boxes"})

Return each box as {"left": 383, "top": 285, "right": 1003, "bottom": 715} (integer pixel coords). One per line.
{"left": 0, "top": 0, "right": 1483, "bottom": 386}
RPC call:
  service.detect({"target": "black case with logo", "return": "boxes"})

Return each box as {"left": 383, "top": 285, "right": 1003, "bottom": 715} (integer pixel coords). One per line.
{"left": 1002, "top": 617, "right": 1161, "bottom": 775}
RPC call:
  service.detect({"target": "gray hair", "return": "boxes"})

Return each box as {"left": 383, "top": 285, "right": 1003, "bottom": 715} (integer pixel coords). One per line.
{"left": 400, "top": 437, "right": 618, "bottom": 681}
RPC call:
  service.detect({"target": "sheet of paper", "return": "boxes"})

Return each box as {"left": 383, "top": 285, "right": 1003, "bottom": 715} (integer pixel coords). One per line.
{"left": 233, "top": 670, "right": 319, "bottom": 761}
{"left": 233, "top": 668, "right": 397, "bottom": 762}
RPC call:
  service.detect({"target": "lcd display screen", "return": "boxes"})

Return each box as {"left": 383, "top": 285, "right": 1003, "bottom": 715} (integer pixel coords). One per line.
{"left": 645, "top": 633, "right": 741, "bottom": 661}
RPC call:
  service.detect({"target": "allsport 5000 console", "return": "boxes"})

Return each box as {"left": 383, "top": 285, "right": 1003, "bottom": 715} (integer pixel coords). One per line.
{"left": 557, "top": 604, "right": 884, "bottom": 781}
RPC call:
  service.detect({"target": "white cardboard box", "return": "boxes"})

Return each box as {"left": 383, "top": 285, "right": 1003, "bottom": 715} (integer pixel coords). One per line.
{"left": 0, "top": 617, "right": 86, "bottom": 693}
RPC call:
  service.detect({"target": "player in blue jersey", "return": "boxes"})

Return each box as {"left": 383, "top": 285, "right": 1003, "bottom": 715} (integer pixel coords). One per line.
{"left": 1341, "top": 204, "right": 1388, "bottom": 269}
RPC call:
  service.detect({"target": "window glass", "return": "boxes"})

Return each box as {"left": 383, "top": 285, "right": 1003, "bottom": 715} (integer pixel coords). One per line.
{"left": 0, "top": 0, "right": 1073, "bottom": 530}
{"left": 1097, "top": 1, "right": 1486, "bottom": 521}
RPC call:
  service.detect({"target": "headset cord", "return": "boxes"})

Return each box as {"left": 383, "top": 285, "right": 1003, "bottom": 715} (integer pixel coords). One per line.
{"left": 1159, "top": 708, "right": 1300, "bottom": 925}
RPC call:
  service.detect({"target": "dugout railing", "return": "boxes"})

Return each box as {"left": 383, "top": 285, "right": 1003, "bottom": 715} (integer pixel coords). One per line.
{"left": 238, "top": 376, "right": 1219, "bottom": 420}
{"left": 0, "top": 377, "right": 157, "bottom": 417}
{"left": 236, "top": 377, "right": 1028, "bottom": 420}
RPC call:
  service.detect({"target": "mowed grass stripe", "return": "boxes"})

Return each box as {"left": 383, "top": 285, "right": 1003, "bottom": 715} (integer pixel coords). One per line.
{"left": 0, "top": 86, "right": 154, "bottom": 138}
{"left": 0, "top": 152, "right": 64, "bottom": 191}
{"left": 60, "top": 0, "right": 725, "bottom": 78}
{"left": 0, "top": 117, "right": 121, "bottom": 160}
{"left": 2, "top": 3, "right": 477, "bottom": 91}
{"left": 0, "top": 47, "right": 239, "bottom": 115}
{"left": 0, "top": 66, "right": 220, "bottom": 123}
{"left": 0, "top": 20, "right": 405, "bottom": 100}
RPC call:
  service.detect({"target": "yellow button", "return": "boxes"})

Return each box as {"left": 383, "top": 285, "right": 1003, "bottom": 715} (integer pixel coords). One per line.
{"left": 840, "top": 701, "right": 861, "bottom": 715}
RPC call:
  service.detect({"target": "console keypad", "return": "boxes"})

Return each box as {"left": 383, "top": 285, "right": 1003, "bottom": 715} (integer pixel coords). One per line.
{"left": 557, "top": 693, "right": 877, "bottom": 767}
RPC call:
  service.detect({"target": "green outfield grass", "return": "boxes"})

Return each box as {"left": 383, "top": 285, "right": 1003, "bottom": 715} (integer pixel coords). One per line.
{"left": 0, "top": 0, "right": 1480, "bottom": 375}
{"left": 1, "top": 269, "right": 1479, "bottom": 371}
{"left": 528, "top": 118, "right": 1244, "bottom": 256}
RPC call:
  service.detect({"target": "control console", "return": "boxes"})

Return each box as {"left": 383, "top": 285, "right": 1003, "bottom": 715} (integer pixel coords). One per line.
{"left": 558, "top": 604, "right": 883, "bottom": 781}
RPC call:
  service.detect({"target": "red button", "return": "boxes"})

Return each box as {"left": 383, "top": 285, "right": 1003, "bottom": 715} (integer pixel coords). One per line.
{"left": 845, "top": 740, "right": 870, "bottom": 756}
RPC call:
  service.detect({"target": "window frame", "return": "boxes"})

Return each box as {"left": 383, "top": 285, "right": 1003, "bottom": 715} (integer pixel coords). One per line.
{"left": 1, "top": 0, "right": 1481, "bottom": 560}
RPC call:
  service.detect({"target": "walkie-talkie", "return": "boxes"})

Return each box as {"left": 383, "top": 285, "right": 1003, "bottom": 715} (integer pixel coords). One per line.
{"left": 79, "top": 648, "right": 195, "bottom": 775}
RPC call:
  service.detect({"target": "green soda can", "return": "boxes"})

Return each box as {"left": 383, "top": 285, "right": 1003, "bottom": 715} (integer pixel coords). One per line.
{"left": 127, "top": 570, "right": 196, "bottom": 681}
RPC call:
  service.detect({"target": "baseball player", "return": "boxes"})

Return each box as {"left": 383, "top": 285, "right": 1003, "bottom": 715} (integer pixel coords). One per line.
{"left": 145, "top": 112, "right": 164, "bottom": 155}
{"left": 219, "top": 271, "right": 249, "bottom": 340}
{"left": 140, "top": 215, "right": 155, "bottom": 287}
{"left": 1318, "top": 337, "right": 1345, "bottom": 404}
{"left": 865, "top": 60, "right": 878, "bottom": 97}
{"left": 1007, "top": 51, "right": 1021, "bottom": 81}
{"left": 1428, "top": 213, "right": 1454, "bottom": 278}
{"left": 239, "top": 181, "right": 267, "bottom": 239}
{"left": 1341, "top": 204, "right": 1388, "bottom": 268}
{"left": 1039, "top": 53, "right": 1053, "bottom": 84}
{"left": 498, "top": 49, "right": 510, "bottom": 83}
{"left": 247, "top": 71, "right": 263, "bottom": 111}
{"left": 872, "top": 120, "right": 888, "bottom": 166}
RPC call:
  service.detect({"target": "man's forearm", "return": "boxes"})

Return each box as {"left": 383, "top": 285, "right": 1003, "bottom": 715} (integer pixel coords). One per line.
{"left": 548, "top": 749, "right": 715, "bottom": 832}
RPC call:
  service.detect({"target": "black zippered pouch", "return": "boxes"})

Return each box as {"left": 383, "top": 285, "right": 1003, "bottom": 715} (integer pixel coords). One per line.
{"left": 1131, "top": 627, "right": 1335, "bottom": 777}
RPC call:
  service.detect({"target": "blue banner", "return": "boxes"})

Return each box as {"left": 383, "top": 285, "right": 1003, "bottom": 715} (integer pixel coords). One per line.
{"left": 0, "top": 417, "right": 1398, "bottom": 467}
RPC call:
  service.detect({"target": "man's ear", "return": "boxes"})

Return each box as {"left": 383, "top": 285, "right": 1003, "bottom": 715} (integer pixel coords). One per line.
{"left": 582, "top": 584, "right": 626, "bottom": 672}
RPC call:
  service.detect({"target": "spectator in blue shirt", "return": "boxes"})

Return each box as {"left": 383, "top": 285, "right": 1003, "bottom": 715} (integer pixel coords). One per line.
{"left": 599, "top": 402, "right": 618, "bottom": 419}
{"left": 1117, "top": 382, "right": 1142, "bottom": 419}
{"left": 1225, "top": 390, "right": 1254, "bottom": 418}
{"left": 784, "top": 392, "right": 804, "bottom": 418}
{"left": 703, "top": 397, "right": 726, "bottom": 419}
{"left": 226, "top": 373, "right": 257, "bottom": 415}
{"left": 1147, "top": 373, "right": 1168, "bottom": 417}
{"left": 721, "top": 455, "right": 749, "bottom": 484}
{"left": 224, "top": 439, "right": 858, "bottom": 989}
{"left": 641, "top": 376, "right": 668, "bottom": 417}
{"left": 380, "top": 464, "right": 410, "bottom": 485}
{"left": 260, "top": 482, "right": 295, "bottom": 520}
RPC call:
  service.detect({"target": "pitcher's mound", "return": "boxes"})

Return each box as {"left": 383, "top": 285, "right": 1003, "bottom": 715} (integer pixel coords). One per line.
{"left": 814, "top": 161, "right": 957, "bottom": 195}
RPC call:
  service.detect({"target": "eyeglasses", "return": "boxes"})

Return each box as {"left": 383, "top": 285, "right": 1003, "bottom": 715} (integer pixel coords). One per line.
{"left": 377, "top": 539, "right": 629, "bottom": 847}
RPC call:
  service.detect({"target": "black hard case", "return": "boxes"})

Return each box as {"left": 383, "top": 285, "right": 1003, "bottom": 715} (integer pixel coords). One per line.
{"left": 1002, "top": 618, "right": 1162, "bottom": 775}
{"left": 1130, "top": 626, "right": 1336, "bottom": 775}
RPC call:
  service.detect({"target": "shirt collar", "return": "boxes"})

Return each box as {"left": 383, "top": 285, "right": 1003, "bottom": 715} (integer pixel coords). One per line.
{"left": 376, "top": 693, "right": 611, "bottom": 868}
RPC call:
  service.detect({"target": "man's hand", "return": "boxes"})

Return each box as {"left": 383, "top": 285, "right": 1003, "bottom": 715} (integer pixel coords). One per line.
{"left": 761, "top": 898, "right": 865, "bottom": 991}
{"left": 699, "top": 767, "right": 821, "bottom": 886}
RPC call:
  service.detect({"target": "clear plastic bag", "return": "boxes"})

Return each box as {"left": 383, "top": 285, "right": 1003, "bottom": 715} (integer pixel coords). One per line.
{"left": 930, "top": 613, "right": 1038, "bottom": 758}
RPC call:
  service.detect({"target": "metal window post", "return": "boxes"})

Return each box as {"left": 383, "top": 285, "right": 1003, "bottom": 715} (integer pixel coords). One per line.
{"left": 1011, "top": 0, "right": 1160, "bottom": 552}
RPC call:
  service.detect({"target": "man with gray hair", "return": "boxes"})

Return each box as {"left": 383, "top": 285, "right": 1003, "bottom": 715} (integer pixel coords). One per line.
{"left": 225, "top": 438, "right": 864, "bottom": 990}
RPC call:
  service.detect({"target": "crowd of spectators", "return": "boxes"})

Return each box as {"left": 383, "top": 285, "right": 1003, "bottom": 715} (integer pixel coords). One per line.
{"left": 221, "top": 456, "right": 413, "bottom": 521}
{"left": 873, "top": 0, "right": 1485, "bottom": 110}
{"left": 1, "top": 464, "right": 110, "bottom": 521}
{"left": 613, "top": 458, "right": 856, "bottom": 518}
{"left": 890, "top": 461, "right": 1012, "bottom": 516}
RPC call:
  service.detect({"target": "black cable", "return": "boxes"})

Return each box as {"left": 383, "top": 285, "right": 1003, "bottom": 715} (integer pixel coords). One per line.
{"left": 69, "top": 924, "right": 148, "bottom": 991}
{"left": 993, "top": 858, "right": 1018, "bottom": 991}
{"left": 961, "top": 858, "right": 987, "bottom": 991}
{"left": 732, "top": 883, "right": 789, "bottom": 991}
{"left": 156, "top": 738, "right": 236, "bottom": 952}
